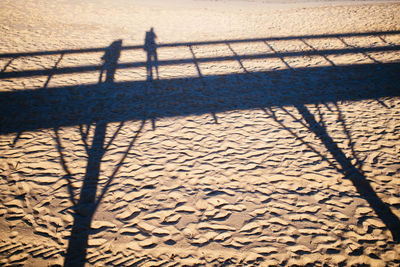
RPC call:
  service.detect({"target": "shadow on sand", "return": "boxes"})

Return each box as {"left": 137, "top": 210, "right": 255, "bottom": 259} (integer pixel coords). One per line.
{"left": 1, "top": 30, "right": 400, "bottom": 266}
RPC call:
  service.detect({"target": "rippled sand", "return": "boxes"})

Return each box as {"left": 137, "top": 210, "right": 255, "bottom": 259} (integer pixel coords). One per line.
{"left": 1, "top": 0, "right": 400, "bottom": 266}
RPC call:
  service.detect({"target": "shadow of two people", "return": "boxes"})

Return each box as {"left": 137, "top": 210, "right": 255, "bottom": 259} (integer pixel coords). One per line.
{"left": 99, "top": 28, "right": 158, "bottom": 84}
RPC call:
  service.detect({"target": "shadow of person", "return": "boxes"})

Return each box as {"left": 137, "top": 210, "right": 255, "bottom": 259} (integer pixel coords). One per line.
{"left": 144, "top": 28, "right": 159, "bottom": 81}
{"left": 99, "top": 40, "right": 122, "bottom": 84}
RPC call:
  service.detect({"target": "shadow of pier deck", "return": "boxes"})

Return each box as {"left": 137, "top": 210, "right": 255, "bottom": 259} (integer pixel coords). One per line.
{"left": 1, "top": 62, "right": 400, "bottom": 135}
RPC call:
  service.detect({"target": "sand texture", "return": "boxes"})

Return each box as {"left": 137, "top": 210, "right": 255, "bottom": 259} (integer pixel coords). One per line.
{"left": 1, "top": 0, "right": 400, "bottom": 266}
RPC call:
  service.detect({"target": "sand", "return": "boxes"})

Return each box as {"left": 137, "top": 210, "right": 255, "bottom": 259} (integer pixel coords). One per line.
{"left": 1, "top": 0, "right": 400, "bottom": 266}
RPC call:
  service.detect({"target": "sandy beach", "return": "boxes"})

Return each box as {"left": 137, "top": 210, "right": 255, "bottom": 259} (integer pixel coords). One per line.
{"left": 1, "top": 0, "right": 400, "bottom": 266}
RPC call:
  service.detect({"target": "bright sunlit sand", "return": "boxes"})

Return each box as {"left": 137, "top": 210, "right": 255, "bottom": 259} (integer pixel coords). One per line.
{"left": 1, "top": 0, "right": 400, "bottom": 266}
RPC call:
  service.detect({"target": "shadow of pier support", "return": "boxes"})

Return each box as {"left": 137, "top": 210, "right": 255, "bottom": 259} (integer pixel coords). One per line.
{"left": 295, "top": 104, "right": 400, "bottom": 243}
{"left": 64, "top": 40, "right": 121, "bottom": 266}
{"left": 63, "top": 121, "right": 107, "bottom": 267}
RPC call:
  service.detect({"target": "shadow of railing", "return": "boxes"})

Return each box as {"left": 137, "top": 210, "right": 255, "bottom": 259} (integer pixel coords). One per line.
{"left": 1, "top": 29, "right": 399, "bottom": 59}
{"left": 1, "top": 41, "right": 400, "bottom": 80}
{"left": 1, "top": 30, "right": 400, "bottom": 266}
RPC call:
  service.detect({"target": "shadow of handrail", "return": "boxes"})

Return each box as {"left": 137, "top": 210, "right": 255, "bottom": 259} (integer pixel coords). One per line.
{"left": 0, "top": 30, "right": 399, "bottom": 59}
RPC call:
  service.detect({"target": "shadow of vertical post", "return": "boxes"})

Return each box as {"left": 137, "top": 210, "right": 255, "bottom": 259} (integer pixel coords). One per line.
{"left": 64, "top": 40, "right": 122, "bottom": 267}
{"left": 188, "top": 45, "right": 219, "bottom": 123}
{"left": 295, "top": 104, "right": 400, "bottom": 243}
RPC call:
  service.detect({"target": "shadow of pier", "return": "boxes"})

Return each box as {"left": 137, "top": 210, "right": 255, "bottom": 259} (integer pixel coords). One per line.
{"left": 1, "top": 30, "right": 400, "bottom": 265}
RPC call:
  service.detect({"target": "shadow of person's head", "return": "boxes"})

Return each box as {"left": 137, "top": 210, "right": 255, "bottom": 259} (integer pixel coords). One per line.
{"left": 102, "top": 40, "right": 122, "bottom": 63}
